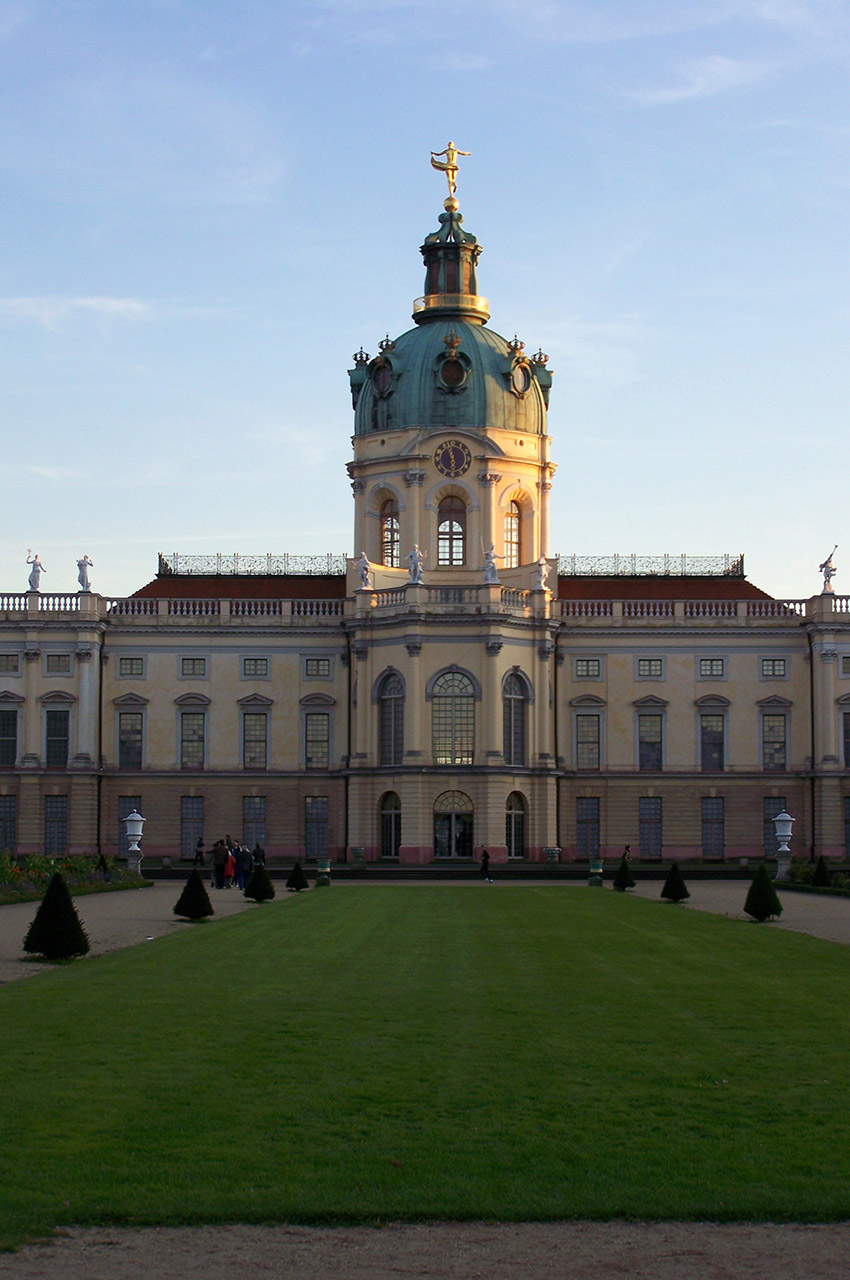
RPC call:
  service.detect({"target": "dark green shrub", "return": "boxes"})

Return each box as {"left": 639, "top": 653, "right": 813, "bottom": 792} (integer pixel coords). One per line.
{"left": 786, "top": 861, "right": 815, "bottom": 885}
{"left": 245, "top": 864, "right": 275, "bottom": 902}
{"left": 660, "top": 862, "right": 689, "bottom": 903}
{"left": 612, "top": 853, "right": 635, "bottom": 892}
{"left": 174, "top": 869, "right": 214, "bottom": 921}
{"left": 744, "top": 864, "right": 783, "bottom": 921}
{"left": 812, "top": 856, "right": 832, "bottom": 888}
{"left": 23, "top": 872, "right": 90, "bottom": 960}
{"left": 286, "top": 861, "right": 309, "bottom": 892}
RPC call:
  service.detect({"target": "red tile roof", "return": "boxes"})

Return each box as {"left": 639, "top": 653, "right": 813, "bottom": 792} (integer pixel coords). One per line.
{"left": 132, "top": 575, "right": 346, "bottom": 600}
{"left": 557, "top": 576, "right": 773, "bottom": 601}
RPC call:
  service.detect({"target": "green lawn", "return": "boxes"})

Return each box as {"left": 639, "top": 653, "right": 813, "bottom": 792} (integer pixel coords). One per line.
{"left": 2, "top": 886, "right": 850, "bottom": 1247}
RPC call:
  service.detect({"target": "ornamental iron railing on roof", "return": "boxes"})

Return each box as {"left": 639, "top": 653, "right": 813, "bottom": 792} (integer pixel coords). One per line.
{"left": 556, "top": 554, "right": 745, "bottom": 577}
{"left": 157, "top": 552, "right": 347, "bottom": 577}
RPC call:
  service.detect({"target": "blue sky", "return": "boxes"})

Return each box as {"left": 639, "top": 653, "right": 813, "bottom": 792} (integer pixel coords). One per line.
{"left": 1, "top": 0, "right": 848, "bottom": 599}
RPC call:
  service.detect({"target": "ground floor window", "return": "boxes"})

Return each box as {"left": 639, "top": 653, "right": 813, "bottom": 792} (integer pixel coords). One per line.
{"left": 639, "top": 797, "right": 662, "bottom": 859}
{"left": 0, "top": 794, "right": 16, "bottom": 852}
{"left": 701, "top": 796, "right": 724, "bottom": 859}
{"left": 763, "top": 797, "right": 786, "bottom": 858}
{"left": 243, "top": 796, "right": 266, "bottom": 849}
{"left": 380, "top": 792, "right": 401, "bottom": 859}
{"left": 576, "top": 797, "right": 599, "bottom": 858}
{"left": 44, "top": 795, "right": 68, "bottom": 855}
{"left": 118, "top": 795, "right": 142, "bottom": 858}
{"left": 845, "top": 797, "right": 850, "bottom": 860}
{"left": 305, "top": 796, "right": 328, "bottom": 860}
{"left": 433, "top": 790, "right": 473, "bottom": 859}
{"left": 180, "top": 796, "right": 204, "bottom": 860}
{"left": 505, "top": 791, "right": 526, "bottom": 859}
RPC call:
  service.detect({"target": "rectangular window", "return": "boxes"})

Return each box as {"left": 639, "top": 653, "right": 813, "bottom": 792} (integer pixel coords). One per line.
{"left": 0, "top": 654, "right": 20, "bottom": 674}
{"left": 45, "top": 710, "right": 70, "bottom": 768}
{"left": 180, "top": 796, "right": 204, "bottom": 861}
{"left": 576, "top": 797, "right": 600, "bottom": 858}
{"left": 575, "top": 658, "right": 601, "bottom": 679}
{"left": 0, "top": 709, "right": 17, "bottom": 767}
{"left": 763, "top": 796, "right": 787, "bottom": 858}
{"left": 699, "top": 658, "right": 725, "bottom": 678}
{"left": 637, "top": 658, "right": 663, "bottom": 679}
{"left": 118, "top": 712, "right": 143, "bottom": 770}
{"left": 762, "top": 714, "right": 787, "bottom": 771}
{"left": 243, "top": 713, "right": 268, "bottom": 770}
{"left": 700, "top": 714, "right": 724, "bottom": 771}
{"left": 845, "top": 797, "right": 850, "bottom": 860}
{"left": 305, "top": 796, "right": 328, "bottom": 860}
{"left": 180, "top": 712, "right": 205, "bottom": 770}
{"left": 575, "top": 715, "right": 600, "bottom": 770}
{"left": 701, "top": 797, "right": 724, "bottom": 859}
{"left": 243, "top": 796, "right": 266, "bottom": 849}
{"left": 0, "top": 795, "right": 16, "bottom": 852}
{"left": 181, "top": 658, "right": 206, "bottom": 678}
{"left": 119, "top": 657, "right": 144, "bottom": 677}
{"left": 639, "top": 797, "right": 662, "bottom": 860}
{"left": 118, "top": 795, "right": 142, "bottom": 858}
{"left": 305, "top": 658, "right": 331, "bottom": 678}
{"left": 843, "top": 656, "right": 850, "bottom": 677}
{"left": 844, "top": 712, "right": 850, "bottom": 769}
{"left": 761, "top": 658, "right": 786, "bottom": 678}
{"left": 638, "top": 715, "right": 663, "bottom": 772}
{"left": 44, "top": 795, "right": 68, "bottom": 855}
{"left": 305, "top": 713, "right": 329, "bottom": 769}
{"left": 242, "top": 657, "right": 268, "bottom": 678}
{"left": 46, "top": 654, "right": 71, "bottom": 675}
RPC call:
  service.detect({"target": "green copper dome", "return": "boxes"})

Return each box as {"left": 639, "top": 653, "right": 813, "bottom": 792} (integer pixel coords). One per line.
{"left": 349, "top": 202, "right": 552, "bottom": 437}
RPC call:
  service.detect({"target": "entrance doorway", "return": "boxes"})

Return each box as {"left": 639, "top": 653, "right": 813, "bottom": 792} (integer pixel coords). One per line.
{"left": 433, "top": 790, "right": 474, "bottom": 858}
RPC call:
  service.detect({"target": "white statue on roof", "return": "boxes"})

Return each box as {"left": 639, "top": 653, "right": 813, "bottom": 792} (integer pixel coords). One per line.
{"left": 26, "top": 551, "right": 45, "bottom": 591}
{"left": 77, "top": 555, "right": 93, "bottom": 592}
{"left": 819, "top": 546, "right": 837, "bottom": 595}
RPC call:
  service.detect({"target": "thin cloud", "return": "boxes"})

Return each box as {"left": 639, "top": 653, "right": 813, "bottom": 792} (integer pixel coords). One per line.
{"left": 0, "top": 296, "right": 152, "bottom": 328}
{"left": 634, "top": 55, "right": 775, "bottom": 103}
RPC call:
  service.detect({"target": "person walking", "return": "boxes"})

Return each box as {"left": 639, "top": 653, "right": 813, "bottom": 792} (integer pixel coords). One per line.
{"left": 480, "top": 847, "right": 493, "bottom": 883}
{"left": 236, "top": 844, "right": 252, "bottom": 891}
{"left": 193, "top": 837, "right": 205, "bottom": 867}
{"left": 212, "top": 839, "right": 227, "bottom": 890}
{"left": 252, "top": 842, "right": 265, "bottom": 868}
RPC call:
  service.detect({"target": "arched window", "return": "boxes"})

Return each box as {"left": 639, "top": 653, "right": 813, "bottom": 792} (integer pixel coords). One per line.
{"left": 434, "top": 790, "right": 474, "bottom": 859}
{"left": 378, "top": 672, "right": 404, "bottom": 766}
{"left": 503, "top": 672, "right": 527, "bottom": 767}
{"left": 504, "top": 501, "right": 521, "bottom": 568}
{"left": 506, "top": 792, "right": 526, "bottom": 859}
{"left": 380, "top": 499, "right": 400, "bottom": 567}
{"left": 432, "top": 671, "right": 474, "bottom": 765}
{"left": 437, "top": 496, "right": 466, "bottom": 566}
{"left": 380, "top": 792, "right": 402, "bottom": 859}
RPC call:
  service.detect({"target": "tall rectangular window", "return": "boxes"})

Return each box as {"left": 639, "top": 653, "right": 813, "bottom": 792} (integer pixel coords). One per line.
{"left": 118, "top": 712, "right": 143, "bottom": 770}
{"left": 45, "top": 710, "right": 70, "bottom": 768}
{"left": 0, "top": 709, "right": 17, "bottom": 767}
{"left": 44, "top": 795, "right": 68, "bottom": 855}
{"left": 638, "top": 715, "right": 663, "bottom": 771}
{"left": 243, "top": 796, "right": 266, "bottom": 849}
{"left": 180, "top": 796, "right": 204, "bottom": 860}
{"left": 845, "top": 797, "right": 850, "bottom": 860}
{"left": 243, "top": 713, "right": 268, "bottom": 770}
{"left": 700, "top": 714, "right": 724, "bottom": 771}
{"left": 639, "top": 797, "right": 662, "bottom": 859}
{"left": 575, "top": 715, "right": 600, "bottom": 770}
{"left": 763, "top": 797, "right": 787, "bottom": 858}
{"left": 0, "top": 795, "right": 16, "bottom": 852}
{"left": 305, "top": 713, "right": 329, "bottom": 769}
{"left": 701, "top": 797, "right": 724, "bottom": 859}
{"left": 305, "top": 796, "right": 328, "bottom": 859}
{"left": 180, "top": 712, "right": 205, "bottom": 770}
{"left": 576, "top": 797, "right": 600, "bottom": 858}
{"left": 118, "top": 795, "right": 142, "bottom": 858}
{"left": 762, "top": 714, "right": 787, "bottom": 771}
{"left": 844, "top": 712, "right": 850, "bottom": 768}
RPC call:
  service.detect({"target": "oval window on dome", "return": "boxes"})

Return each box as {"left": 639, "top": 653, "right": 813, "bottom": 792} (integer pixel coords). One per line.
{"left": 373, "top": 364, "right": 392, "bottom": 395}
{"left": 440, "top": 358, "right": 465, "bottom": 389}
{"left": 511, "top": 363, "right": 531, "bottom": 395}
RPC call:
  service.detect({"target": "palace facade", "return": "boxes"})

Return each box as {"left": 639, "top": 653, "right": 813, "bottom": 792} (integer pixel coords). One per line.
{"left": 2, "top": 193, "right": 849, "bottom": 866}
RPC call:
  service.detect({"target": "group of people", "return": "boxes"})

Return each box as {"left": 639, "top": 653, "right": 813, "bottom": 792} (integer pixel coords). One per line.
{"left": 194, "top": 836, "right": 265, "bottom": 890}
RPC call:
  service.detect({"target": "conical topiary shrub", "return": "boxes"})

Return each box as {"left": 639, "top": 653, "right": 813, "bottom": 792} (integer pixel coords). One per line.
{"left": 23, "top": 872, "right": 90, "bottom": 960}
{"left": 245, "top": 864, "right": 275, "bottom": 902}
{"left": 286, "top": 860, "right": 309, "bottom": 892}
{"left": 613, "top": 852, "right": 635, "bottom": 892}
{"left": 812, "top": 855, "right": 832, "bottom": 888}
{"left": 744, "top": 864, "right": 783, "bottom": 921}
{"left": 660, "top": 862, "right": 690, "bottom": 903}
{"left": 174, "top": 869, "right": 214, "bottom": 921}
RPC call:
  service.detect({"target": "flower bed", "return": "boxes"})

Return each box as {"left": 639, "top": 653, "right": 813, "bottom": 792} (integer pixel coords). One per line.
{"left": 0, "top": 852, "right": 151, "bottom": 905}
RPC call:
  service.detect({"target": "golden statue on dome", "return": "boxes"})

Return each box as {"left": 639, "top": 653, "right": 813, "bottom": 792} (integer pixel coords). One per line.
{"left": 430, "top": 141, "right": 470, "bottom": 202}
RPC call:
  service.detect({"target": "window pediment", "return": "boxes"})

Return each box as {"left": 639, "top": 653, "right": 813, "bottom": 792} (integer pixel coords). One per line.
{"left": 113, "top": 692, "right": 149, "bottom": 707}
{"left": 757, "top": 695, "right": 792, "bottom": 709}
{"left": 300, "top": 693, "right": 335, "bottom": 707}
{"left": 238, "top": 693, "right": 274, "bottom": 708}
{"left": 39, "top": 690, "right": 76, "bottom": 704}
{"left": 837, "top": 692, "right": 850, "bottom": 706}
{"left": 633, "top": 694, "right": 668, "bottom": 709}
{"left": 0, "top": 691, "right": 24, "bottom": 704}
{"left": 695, "top": 694, "right": 730, "bottom": 708}
{"left": 570, "top": 694, "right": 606, "bottom": 708}
{"left": 174, "top": 692, "right": 210, "bottom": 707}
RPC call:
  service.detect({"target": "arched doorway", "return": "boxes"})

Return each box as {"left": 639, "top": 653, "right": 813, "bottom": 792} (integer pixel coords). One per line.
{"left": 433, "top": 790, "right": 474, "bottom": 859}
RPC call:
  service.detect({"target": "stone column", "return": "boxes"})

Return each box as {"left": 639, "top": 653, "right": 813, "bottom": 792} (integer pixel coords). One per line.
{"left": 72, "top": 646, "right": 97, "bottom": 766}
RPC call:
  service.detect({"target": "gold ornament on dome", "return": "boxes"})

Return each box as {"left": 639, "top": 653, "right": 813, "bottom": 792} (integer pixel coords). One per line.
{"left": 430, "top": 141, "right": 470, "bottom": 204}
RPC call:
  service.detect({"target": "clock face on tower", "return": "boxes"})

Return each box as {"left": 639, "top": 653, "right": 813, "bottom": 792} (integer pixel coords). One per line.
{"left": 434, "top": 439, "right": 472, "bottom": 478}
